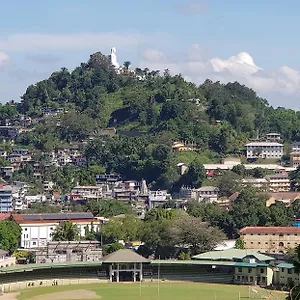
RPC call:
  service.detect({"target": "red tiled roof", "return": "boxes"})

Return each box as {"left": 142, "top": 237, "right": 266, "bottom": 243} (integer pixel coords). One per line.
{"left": 0, "top": 213, "right": 11, "bottom": 221}
{"left": 240, "top": 226, "right": 300, "bottom": 234}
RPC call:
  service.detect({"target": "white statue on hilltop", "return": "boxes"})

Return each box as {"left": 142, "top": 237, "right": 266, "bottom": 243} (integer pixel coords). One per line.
{"left": 110, "top": 47, "right": 120, "bottom": 69}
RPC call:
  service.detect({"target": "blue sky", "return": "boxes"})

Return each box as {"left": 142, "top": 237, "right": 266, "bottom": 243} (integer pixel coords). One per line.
{"left": 0, "top": 0, "right": 300, "bottom": 108}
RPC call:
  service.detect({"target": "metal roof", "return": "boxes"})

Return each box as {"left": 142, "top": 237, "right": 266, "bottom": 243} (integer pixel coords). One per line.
{"left": 192, "top": 249, "right": 275, "bottom": 262}
{"left": 0, "top": 261, "right": 102, "bottom": 274}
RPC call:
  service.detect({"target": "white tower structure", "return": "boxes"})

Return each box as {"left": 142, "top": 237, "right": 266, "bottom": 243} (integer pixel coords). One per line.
{"left": 110, "top": 47, "right": 120, "bottom": 69}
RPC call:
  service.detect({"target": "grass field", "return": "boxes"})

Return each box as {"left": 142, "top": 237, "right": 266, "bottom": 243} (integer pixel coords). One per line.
{"left": 15, "top": 283, "right": 287, "bottom": 300}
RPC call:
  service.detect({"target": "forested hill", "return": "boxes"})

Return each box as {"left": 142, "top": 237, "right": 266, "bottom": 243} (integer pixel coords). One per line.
{"left": 4, "top": 51, "right": 300, "bottom": 189}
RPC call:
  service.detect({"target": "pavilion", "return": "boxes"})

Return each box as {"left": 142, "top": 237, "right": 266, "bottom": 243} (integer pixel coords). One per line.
{"left": 102, "top": 249, "right": 149, "bottom": 282}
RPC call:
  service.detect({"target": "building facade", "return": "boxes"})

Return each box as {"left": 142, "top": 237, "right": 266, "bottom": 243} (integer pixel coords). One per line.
{"left": 240, "top": 227, "right": 300, "bottom": 254}
{"left": 13, "top": 213, "right": 100, "bottom": 249}
{"left": 246, "top": 142, "right": 284, "bottom": 159}
{"left": 0, "top": 185, "right": 13, "bottom": 213}
{"left": 265, "top": 173, "right": 291, "bottom": 192}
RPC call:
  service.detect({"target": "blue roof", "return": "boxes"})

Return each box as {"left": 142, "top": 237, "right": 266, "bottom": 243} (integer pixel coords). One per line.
{"left": 277, "top": 263, "right": 294, "bottom": 269}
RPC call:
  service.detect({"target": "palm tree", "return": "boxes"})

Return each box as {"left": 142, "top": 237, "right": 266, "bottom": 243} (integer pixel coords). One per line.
{"left": 52, "top": 221, "right": 80, "bottom": 241}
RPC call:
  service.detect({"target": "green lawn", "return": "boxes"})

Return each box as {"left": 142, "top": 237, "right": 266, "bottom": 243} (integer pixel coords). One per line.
{"left": 17, "top": 283, "right": 287, "bottom": 300}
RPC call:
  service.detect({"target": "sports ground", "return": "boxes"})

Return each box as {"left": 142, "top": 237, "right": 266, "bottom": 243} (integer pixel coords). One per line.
{"left": 1, "top": 283, "right": 287, "bottom": 300}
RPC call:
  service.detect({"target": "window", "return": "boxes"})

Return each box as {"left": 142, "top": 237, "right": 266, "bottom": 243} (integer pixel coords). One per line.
{"left": 288, "top": 269, "right": 293, "bottom": 275}
{"left": 279, "top": 242, "right": 284, "bottom": 247}
{"left": 250, "top": 276, "right": 253, "bottom": 282}
{"left": 265, "top": 242, "right": 268, "bottom": 244}
{"left": 248, "top": 268, "right": 252, "bottom": 273}
{"left": 32, "top": 242, "right": 36, "bottom": 246}
{"left": 258, "top": 242, "right": 261, "bottom": 244}
{"left": 238, "top": 267, "right": 242, "bottom": 273}
{"left": 24, "top": 228, "right": 27, "bottom": 231}
{"left": 260, "top": 268, "right": 264, "bottom": 274}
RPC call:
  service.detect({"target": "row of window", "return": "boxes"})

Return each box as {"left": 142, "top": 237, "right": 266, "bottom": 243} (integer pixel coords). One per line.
{"left": 246, "top": 233, "right": 298, "bottom": 236}
{"left": 245, "top": 241, "right": 294, "bottom": 246}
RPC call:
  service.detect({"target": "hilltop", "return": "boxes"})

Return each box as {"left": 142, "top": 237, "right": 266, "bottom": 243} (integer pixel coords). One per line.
{"left": 1, "top": 50, "right": 300, "bottom": 190}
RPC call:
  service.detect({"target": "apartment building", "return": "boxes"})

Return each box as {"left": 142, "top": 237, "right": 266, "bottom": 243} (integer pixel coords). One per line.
{"left": 179, "top": 186, "right": 219, "bottom": 203}
{"left": 148, "top": 191, "right": 172, "bottom": 209}
{"left": 70, "top": 185, "right": 104, "bottom": 200}
{"left": 242, "top": 178, "right": 269, "bottom": 191}
{"left": 0, "top": 185, "right": 13, "bottom": 213}
{"left": 290, "top": 151, "right": 300, "bottom": 167}
{"left": 265, "top": 133, "right": 281, "bottom": 141}
{"left": 265, "top": 173, "right": 290, "bottom": 192}
{"left": 246, "top": 142, "right": 284, "bottom": 159}
{"left": 240, "top": 226, "right": 300, "bottom": 254}
{"left": 13, "top": 212, "right": 99, "bottom": 249}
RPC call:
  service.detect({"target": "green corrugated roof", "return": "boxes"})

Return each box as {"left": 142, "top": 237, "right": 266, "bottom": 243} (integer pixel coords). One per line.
{"left": 150, "top": 260, "right": 236, "bottom": 266}
{"left": 235, "top": 262, "right": 269, "bottom": 267}
{"left": 0, "top": 261, "right": 102, "bottom": 274}
{"left": 277, "top": 263, "right": 294, "bottom": 269}
{"left": 192, "top": 249, "right": 275, "bottom": 262}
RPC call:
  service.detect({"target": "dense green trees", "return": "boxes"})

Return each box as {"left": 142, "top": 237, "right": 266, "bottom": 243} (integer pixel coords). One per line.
{"left": 0, "top": 221, "right": 22, "bottom": 254}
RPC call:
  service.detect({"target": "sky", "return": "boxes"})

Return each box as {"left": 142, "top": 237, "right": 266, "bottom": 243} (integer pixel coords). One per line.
{"left": 0, "top": 0, "right": 300, "bottom": 108}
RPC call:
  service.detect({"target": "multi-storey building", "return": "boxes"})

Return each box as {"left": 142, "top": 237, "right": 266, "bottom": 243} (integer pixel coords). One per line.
{"left": 265, "top": 173, "right": 290, "bottom": 192}
{"left": 148, "top": 191, "right": 172, "bottom": 209}
{"left": 0, "top": 185, "right": 13, "bottom": 213}
{"left": 13, "top": 212, "right": 99, "bottom": 249}
{"left": 242, "top": 178, "right": 269, "bottom": 191}
{"left": 246, "top": 142, "right": 284, "bottom": 159}
{"left": 290, "top": 151, "right": 300, "bottom": 167}
{"left": 240, "top": 226, "right": 300, "bottom": 254}
{"left": 265, "top": 133, "right": 281, "bottom": 141}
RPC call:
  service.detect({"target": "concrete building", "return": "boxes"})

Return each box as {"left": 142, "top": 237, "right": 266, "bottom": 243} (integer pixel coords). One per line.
{"left": 193, "top": 249, "right": 275, "bottom": 287}
{"left": 246, "top": 142, "right": 284, "bottom": 159}
{"left": 242, "top": 178, "right": 269, "bottom": 191}
{"left": 265, "top": 133, "right": 281, "bottom": 141}
{"left": 179, "top": 186, "right": 219, "bottom": 203}
{"left": 265, "top": 173, "right": 290, "bottom": 192}
{"left": 290, "top": 151, "right": 300, "bottom": 168}
{"left": 240, "top": 226, "right": 300, "bottom": 254}
{"left": 13, "top": 213, "right": 99, "bottom": 249}
{"left": 70, "top": 185, "right": 104, "bottom": 200}
{"left": 292, "top": 141, "right": 300, "bottom": 152}
{"left": 198, "top": 186, "right": 219, "bottom": 203}
{"left": 35, "top": 241, "right": 103, "bottom": 264}
{"left": 0, "top": 185, "right": 13, "bottom": 213}
{"left": 148, "top": 190, "right": 172, "bottom": 209}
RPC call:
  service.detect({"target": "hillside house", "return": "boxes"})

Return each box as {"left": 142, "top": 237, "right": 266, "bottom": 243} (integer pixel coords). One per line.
{"left": 246, "top": 142, "right": 283, "bottom": 159}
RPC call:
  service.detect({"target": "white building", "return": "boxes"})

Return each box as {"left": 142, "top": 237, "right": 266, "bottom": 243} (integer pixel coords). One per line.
{"left": 198, "top": 186, "right": 219, "bottom": 203}
{"left": 13, "top": 213, "right": 99, "bottom": 249}
{"left": 292, "top": 141, "right": 300, "bottom": 152}
{"left": 265, "top": 133, "right": 281, "bottom": 141}
{"left": 246, "top": 142, "right": 284, "bottom": 159}
{"left": 148, "top": 191, "right": 172, "bottom": 209}
{"left": 71, "top": 185, "right": 104, "bottom": 200}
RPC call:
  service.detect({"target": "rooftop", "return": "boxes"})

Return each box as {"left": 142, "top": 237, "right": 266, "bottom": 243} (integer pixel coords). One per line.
{"left": 240, "top": 226, "right": 300, "bottom": 235}
{"left": 246, "top": 142, "right": 283, "bottom": 147}
{"left": 12, "top": 212, "right": 95, "bottom": 224}
{"left": 102, "top": 249, "right": 149, "bottom": 263}
{"left": 192, "top": 249, "right": 275, "bottom": 262}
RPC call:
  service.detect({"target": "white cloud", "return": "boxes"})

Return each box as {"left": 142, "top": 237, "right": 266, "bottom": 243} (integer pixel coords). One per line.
{"left": 0, "top": 32, "right": 167, "bottom": 52}
{"left": 140, "top": 45, "right": 300, "bottom": 107}
{"left": 0, "top": 51, "right": 9, "bottom": 66}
